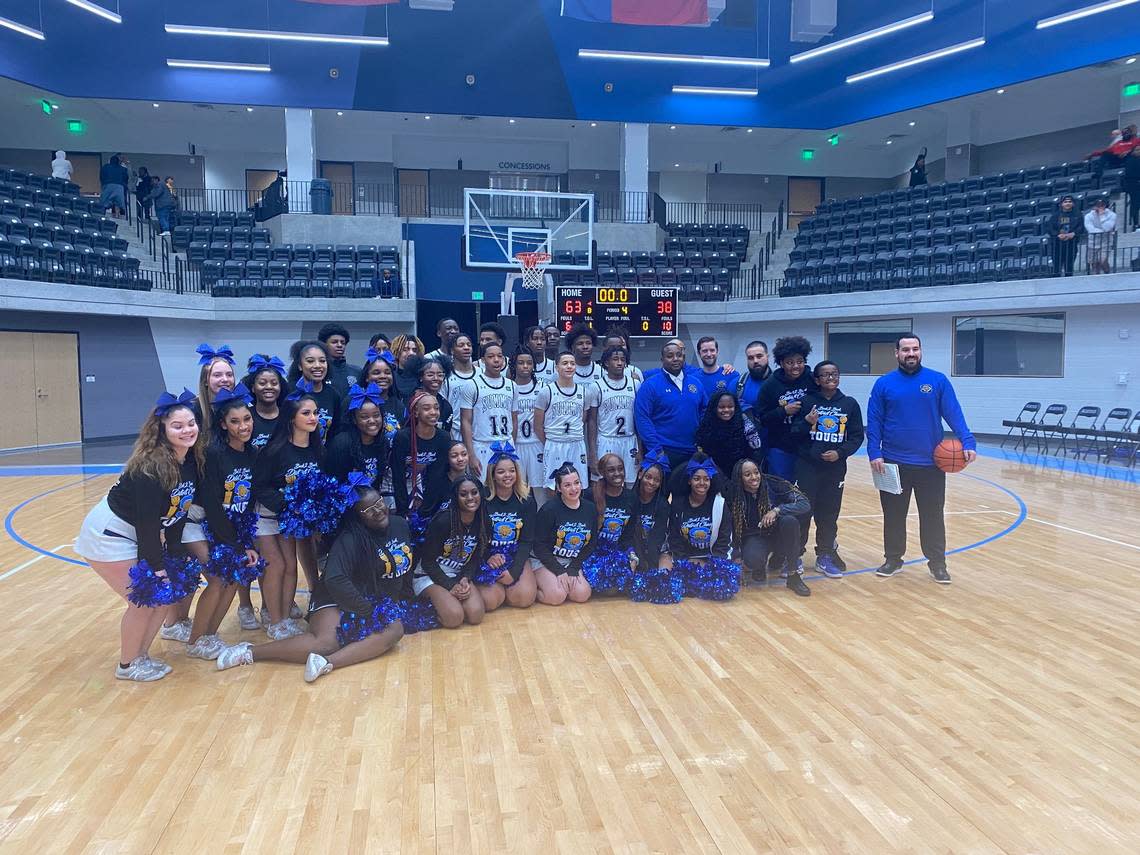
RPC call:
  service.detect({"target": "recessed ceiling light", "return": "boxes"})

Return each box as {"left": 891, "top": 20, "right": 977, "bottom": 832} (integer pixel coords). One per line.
{"left": 337, "top": 111, "right": 344, "bottom": 116}
{"left": 996, "top": 88, "right": 1005, "bottom": 94}
{"left": 746, "top": 128, "right": 753, "bottom": 133}
{"left": 424, "top": 115, "right": 431, "bottom": 120}
{"left": 590, "top": 122, "right": 597, "bottom": 127}
{"left": 886, "top": 139, "right": 893, "bottom": 144}
{"left": 1127, "top": 57, "right": 1138, "bottom": 64}
{"left": 509, "top": 118, "right": 516, "bottom": 123}
{"left": 674, "top": 163, "right": 680, "bottom": 167}
{"left": 670, "top": 125, "right": 677, "bottom": 130}
{"left": 908, "top": 120, "right": 916, "bottom": 126}
{"left": 246, "top": 107, "right": 254, "bottom": 112}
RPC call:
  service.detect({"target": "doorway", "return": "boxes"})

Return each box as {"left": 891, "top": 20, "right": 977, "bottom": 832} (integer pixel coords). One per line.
{"left": 399, "top": 169, "right": 429, "bottom": 218}
{"left": 320, "top": 161, "right": 355, "bottom": 215}
{"left": 0, "top": 331, "right": 81, "bottom": 449}
{"left": 245, "top": 169, "right": 278, "bottom": 208}
{"left": 67, "top": 153, "right": 103, "bottom": 196}
{"left": 788, "top": 177, "right": 824, "bottom": 230}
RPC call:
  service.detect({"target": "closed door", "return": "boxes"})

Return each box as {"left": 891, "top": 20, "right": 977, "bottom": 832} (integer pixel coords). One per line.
{"left": 399, "top": 169, "right": 428, "bottom": 217}
{"left": 0, "top": 331, "right": 81, "bottom": 449}
{"left": 320, "top": 162, "right": 355, "bottom": 215}
{"left": 788, "top": 177, "right": 824, "bottom": 230}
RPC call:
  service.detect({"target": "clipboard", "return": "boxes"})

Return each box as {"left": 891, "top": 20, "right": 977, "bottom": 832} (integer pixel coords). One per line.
{"left": 872, "top": 463, "right": 903, "bottom": 495}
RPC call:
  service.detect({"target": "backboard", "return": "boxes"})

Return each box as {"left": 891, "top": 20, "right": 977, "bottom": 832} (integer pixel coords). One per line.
{"left": 464, "top": 188, "right": 594, "bottom": 271}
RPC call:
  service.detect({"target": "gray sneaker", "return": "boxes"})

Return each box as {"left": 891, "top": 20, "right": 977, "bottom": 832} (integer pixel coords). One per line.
{"left": 216, "top": 642, "right": 254, "bottom": 671}
{"left": 237, "top": 606, "right": 261, "bottom": 631}
{"left": 186, "top": 634, "right": 226, "bottom": 660}
{"left": 159, "top": 619, "right": 192, "bottom": 643}
{"left": 304, "top": 653, "right": 334, "bottom": 683}
{"left": 116, "top": 656, "right": 167, "bottom": 682}
{"left": 142, "top": 654, "right": 173, "bottom": 675}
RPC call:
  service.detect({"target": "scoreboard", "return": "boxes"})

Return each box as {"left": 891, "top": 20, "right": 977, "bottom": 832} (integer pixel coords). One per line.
{"left": 554, "top": 285, "right": 678, "bottom": 337}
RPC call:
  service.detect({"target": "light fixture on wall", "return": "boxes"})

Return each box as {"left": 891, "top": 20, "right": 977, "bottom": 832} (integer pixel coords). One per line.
{"left": 167, "top": 59, "right": 272, "bottom": 72}
{"left": 246, "top": 107, "right": 254, "bottom": 112}
{"left": 0, "top": 14, "right": 45, "bottom": 39}
{"left": 337, "top": 111, "right": 344, "bottom": 116}
{"left": 1036, "top": 0, "right": 1140, "bottom": 29}
{"left": 153, "top": 102, "right": 160, "bottom": 108}
{"left": 908, "top": 120, "right": 916, "bottom": 126}
{"left": 165, "top": 24, "right": 388, "bottom": 46}
{"left": 672, "top": 85, "right": 758, "bottom": 96}
{"left": 996, "top": 87, "right": 1005, "bottom": 94}
{"left": 65, "top": 0, "right": 121, "bottom": 24}
{"left": 846, "top": 38, "right": 985, "bottom": 84}
{"left": 789, "top": 10, "right": 934, "bottom": 63}
{"left": 579, "top": 48, "right": 769, "bottom": 68}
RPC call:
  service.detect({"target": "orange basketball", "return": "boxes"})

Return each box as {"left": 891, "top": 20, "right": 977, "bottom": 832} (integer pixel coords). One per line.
{"left": 933, "top": 438, "right": 969, "bottom": 473}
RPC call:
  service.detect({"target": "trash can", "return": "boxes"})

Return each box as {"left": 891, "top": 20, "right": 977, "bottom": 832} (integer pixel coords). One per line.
{"left": 310, "top": 178, "right": 332, "bottom": 215}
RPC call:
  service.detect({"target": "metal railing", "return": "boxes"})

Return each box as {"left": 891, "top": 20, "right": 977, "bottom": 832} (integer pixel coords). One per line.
{"left": 665, "top": 201, "right": 765, "bottom": 232}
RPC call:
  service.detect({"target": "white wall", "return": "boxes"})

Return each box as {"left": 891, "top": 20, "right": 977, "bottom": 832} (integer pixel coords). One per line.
{"left": 657, "top": 171, "right": 707, "bottom": 204}
{"left": 204, "top": 149, "right": 286, "bottom": 191}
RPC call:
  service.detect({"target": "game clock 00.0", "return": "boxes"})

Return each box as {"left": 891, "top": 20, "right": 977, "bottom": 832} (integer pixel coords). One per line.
{"left": 555, "top": 285, "right": 678, "bottom": 337}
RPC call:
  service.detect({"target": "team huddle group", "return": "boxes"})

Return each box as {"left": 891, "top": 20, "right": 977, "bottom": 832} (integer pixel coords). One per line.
{"left": 75, "top": 316, "right": 977, "bottom": 684}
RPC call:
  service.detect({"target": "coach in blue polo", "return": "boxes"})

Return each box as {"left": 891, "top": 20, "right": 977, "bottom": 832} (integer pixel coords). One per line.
{"left": 867, "top": 334, "right": 976, "bottom": 585}
{"left": 635, "top": 340, "right": 707, "bottom": 474}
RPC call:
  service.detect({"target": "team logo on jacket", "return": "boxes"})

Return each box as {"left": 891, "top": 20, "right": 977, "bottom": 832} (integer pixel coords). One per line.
{"left": 440, "top": 534, "right": 477, "bottom": 573}
{"left": 680, "top": 515, "right": 712, "bottom": 548}
{"left": 224, "top": 467, "right": 253, "bottom": 513}
{"left": 687, "top": 383, "right": 698, "bottom": 393}
{"left": 553, "top": 522, "right": 591, "bottom": 558}
{"left": 598, "top": 507, "right": 631, "bottom": 543}
{"left": 809, "top": 407, "right": 848, "bottom": 444}
{"left": 489, "top": 512, "right": 523, "bottom": 547}
{"left": 383, "top": 413, "right": 401, "bottom": 442}
{"left": 920, "top": 384, "right": 933, "bottom": 393}
{"left": 379, "top": 539, "right": 413, "bottom": 578}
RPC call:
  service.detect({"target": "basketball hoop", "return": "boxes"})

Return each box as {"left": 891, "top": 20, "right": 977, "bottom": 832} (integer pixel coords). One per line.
{"left": 515, "top": 251, "right": 551, "bottom": 291}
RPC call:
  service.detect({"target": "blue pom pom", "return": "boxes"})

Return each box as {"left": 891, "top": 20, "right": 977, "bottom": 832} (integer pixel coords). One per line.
{"left": 201, "top": 512, "right": 266, "bottom": 585}
{"left": 278, "top": 471, "right": 353, "bottom": 539}
{"left": 676, "top": 557, "right": 741, "bottom": 601}
{"left": 406, "top": 509, "right": 431, "bottom": 546}
{"left": 400, "top": 598, "right": 441, "bottom": 634}
{"left": 473, "top": 544, "right": 517, "bottom": 587}
{"left": 126, "top": 554, "right": 202, "bottom": 607}
{"left": 630, "top": 566, "right": 684, "bottom": 604}
{"left": 582, "top": 544, "right": 635, "bottom": 595}
{"left": 336, "top": 596, "right": 405, "bottom": 646}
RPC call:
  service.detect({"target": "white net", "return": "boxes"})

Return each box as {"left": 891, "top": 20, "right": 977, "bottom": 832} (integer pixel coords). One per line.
{"left": 515, "top": 252, "right": 551, "bottom": 290}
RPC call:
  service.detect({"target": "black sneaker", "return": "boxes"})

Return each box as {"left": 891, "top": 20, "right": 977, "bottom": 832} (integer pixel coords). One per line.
{"left": 875, "top": 561, "right": 903, "bottom": 578}
{"left": 830, "top": 551, "right": 848, "bottom": 572}
{"left": 750, "top": 567, "right": 767, "bottom": 585}
{"left": 786, "top": 571, "right": 811, "bottom": 597}
{"left": 929, "top": 565, "right": 952, "bottom": 584}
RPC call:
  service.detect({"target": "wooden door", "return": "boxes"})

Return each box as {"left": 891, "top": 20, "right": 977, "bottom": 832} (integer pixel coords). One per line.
{"left": 320, "top": 162, "right": 355, "bottom": 215}
{"left": 0, "top": 332, "right": 38, "bottom": 449}
{"left": 398, "top": 169, "right": 428, "bottom": 217}
{"left": 32, "top": 332, "right": 81, "bottom": 445}
{"left": 788, "top": 177, "right": 824, "bottom": 230}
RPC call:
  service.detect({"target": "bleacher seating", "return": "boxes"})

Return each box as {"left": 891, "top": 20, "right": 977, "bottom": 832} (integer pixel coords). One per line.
{"left": 781, "top": 158, "right": 1123, "bottom": 297}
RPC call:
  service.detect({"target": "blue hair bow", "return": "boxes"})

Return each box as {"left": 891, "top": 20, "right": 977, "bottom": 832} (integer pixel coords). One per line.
{"left": 487, "top": 441, "right": 519, "bottom": 467}
{"left": 196, "top": 343, "right": 235, "bottom": 366}
{"left": 347, "top": 382, "right": 385, "bottom": 412}
{"left": 213, "top": 383, "right": 253, "bottom": 411}
{"left": 685, "top": 457, "right": 718, "bottom": 479}
{"left": 365, "top": 347, "right": 397, "bottom": 367}
{"left": 246, "top": 354, "right": 285, "bottom": 376}
{"left": 547, "top": 460, "right": 578, "bottom": 483}
{"left": 346, "top": 470, "right": 372, "bottom": 490}
{"left": 154, "top": 388, "right": 197, "bottom": 416}
{"left": 640, "top": 447, "right": 671, "bottom": 476}
{"left": 286, "top": 378, "right": 315, "bottom": 401}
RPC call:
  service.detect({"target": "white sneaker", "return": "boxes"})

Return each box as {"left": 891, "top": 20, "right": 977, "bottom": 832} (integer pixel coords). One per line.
{"left": 186, "top": 634, "right": 226, "bottom": 660}
{"left": 159, "top": 619, "right": 192, "bottom": 643}
{"left": 287, "top": 617, "right": 309, "bottom": 634}
{"left": 267, "top": 620, "right": 301, "bottom": 640}
{"left": 143, "top": 654, "right": 173, "bottom": 675}
{"left": 237, "top": 606, "right": 261, "bottom": 630}
{"left": 304, "top": 653, "right": 333, "bottom": 683}
{"left": 290, "top": 602, "right": 303, "bottom": 620}
{"left": 259, "top": 607, "right": 271, "bottom": 628}
{"left": 116, "top": 656, "right": 167, "bottom": 682}
{"left": 216, "top": 642, "right": 254, "bottom": 671}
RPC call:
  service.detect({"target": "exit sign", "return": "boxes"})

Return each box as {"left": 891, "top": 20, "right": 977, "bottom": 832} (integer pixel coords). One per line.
{"left": 801, "top": 149, "right": 815, "bottom": 161}
{"left": 1125, "top": 83, "right": 1140, "bottom": 97}
{"left": 40, "top": 99, "right": 52, "bottom": 115}
{"left": 67, "top": 119, "right": 85, "bottom": 134}
{"left": 471, "top": 291, "right": 484, "bottom": 301}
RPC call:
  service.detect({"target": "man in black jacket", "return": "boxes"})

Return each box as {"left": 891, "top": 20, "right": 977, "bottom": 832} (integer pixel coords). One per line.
{"left": 99, "top": 155, "right": 129, "bottom": 218}
{"left": 318, "top": 323, "right": 361, "bottom": 397}
{"left": 791, "top": 360, "right": 864, "bottom": 577}
{"left": 754, "top": 336, "right": 816, "bottom": 482}
{"left": 1124, "top": 148, "right": 1140, "bottom": 232}
{"left": 1049, "top": 195, "right": 1083, "bottom": 277}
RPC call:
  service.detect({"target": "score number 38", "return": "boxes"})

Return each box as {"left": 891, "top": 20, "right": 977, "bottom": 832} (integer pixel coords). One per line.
{"left": 642, "top": 299, "right": 674, "bottom": 333}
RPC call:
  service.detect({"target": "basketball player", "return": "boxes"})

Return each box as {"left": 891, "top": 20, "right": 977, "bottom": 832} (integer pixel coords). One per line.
{"left": 601, "top": 327, "right": 645, "bottom": 382}
{"left": 510, "top": 351, "right": 545, "bottom": 491}
{"left": 533, "top": 351, "right": 598, "bottom": 493}
{"left": 459, "top": 342, "right": 516, "bottom": 476}
{"left": 868, "top": 334, "right": 976, "bottom": 584}
{"left": 522, "top": 325, "right": 557, "bottom": 384}
{"left": 442, "top": 333, "right": 478, "bottom": 441}
{"left": 587, "top": 346, "right": 640, "bottom": 486}
{"left": 566, "top": 323, "right": 601, "bottom": 381}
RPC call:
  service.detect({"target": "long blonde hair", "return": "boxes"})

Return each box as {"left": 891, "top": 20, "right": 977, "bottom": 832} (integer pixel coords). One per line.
{"left": 391, "top": 334, "right": 425, "bottom": 368}
{"left": 484, "top": 455, "right": 530, "bottom": 502}
{"left": 197, "top": 357, "right": 235, "bottom": 433}
{"left": 124, "top": 404, "right": 205, "bottom": 490}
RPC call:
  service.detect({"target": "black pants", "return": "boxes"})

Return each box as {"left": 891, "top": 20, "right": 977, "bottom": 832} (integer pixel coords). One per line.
{"left": 1053, "top": 238, "right": 1077, "bottom": 276}
{"left": 1125, "top": 179, "right": 1140, "bottom": 229}
{"left": 796, "top": 457, "right": 846, "bottom": 556}
{"left": 739, "top": 515, "right": 800, "bottom": 574}
{"left": 879, "top": 462, "right": 946, "bottom": 570}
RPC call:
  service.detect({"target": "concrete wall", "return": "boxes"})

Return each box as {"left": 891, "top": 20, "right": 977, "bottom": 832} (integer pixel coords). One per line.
{"left": 976, "top": 121, "right": 1115, "bottom": 175}
{"left": 707, "top": 173, "right": 787, "bottom": 212}
{"left": 267, "top": 214, "right": 404, "bottom": 247}
{"left": 658, "top": 171, "right": 708, "bottom": 203}
{"left": 593, "top": 223, "right": 664, "bottom": 252}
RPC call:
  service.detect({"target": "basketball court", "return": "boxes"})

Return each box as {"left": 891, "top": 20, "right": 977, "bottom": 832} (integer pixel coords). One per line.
{"left": 1, "top": 446, "right": 1137, "bottom": 852}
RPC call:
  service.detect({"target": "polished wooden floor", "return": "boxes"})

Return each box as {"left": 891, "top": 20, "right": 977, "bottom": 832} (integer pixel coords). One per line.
{"left": 1, "top": 451, "right": 1138, "bottom": 853}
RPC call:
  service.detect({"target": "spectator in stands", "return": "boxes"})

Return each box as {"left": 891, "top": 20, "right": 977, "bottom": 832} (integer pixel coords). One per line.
{"left": 1125, "top": 148, "right": 1140, "bottom": 233}
{"left": 51, "top": 150, "right": 73, "bottom": 181}
{"left": 908, "top": 147, "right": 928, "bottom": 187}
{"left": 1088, "top": 125, "right": 1140, "bottom": 177}
{"left": 695, "top": 336, "right": 740, "bottom": 399}
{"left": 1083, "top": 197, "right": 1116, "bottom": 275}
{"left": 754, "top": 336, "right": 816, "bottom": 482}
{"left": 148, "top": 176, "right": 178, "bottom": 236}
{"left": 1048, "top": 195, "right": 1083, "bottom": 277}
{"left": 134, "top": 167, "right": 155, "bottom": 222}
{"left": 318, "top": 323, "right": 361, "bottom": 397}
{"left": 99, "top": 155, "right": 129, "bottom": 218}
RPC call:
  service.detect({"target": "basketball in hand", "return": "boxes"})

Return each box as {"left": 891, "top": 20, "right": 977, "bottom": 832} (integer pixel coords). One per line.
{"left": 933, "top": 438, "right": 969, "bottom": 473}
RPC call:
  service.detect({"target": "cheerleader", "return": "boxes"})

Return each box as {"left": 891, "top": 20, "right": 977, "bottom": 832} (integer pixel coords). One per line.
{"left": 510, "top": 351, "right": 545, "bottom": 493}
{"left": 727, "top": 459, "right": 811, "bottom": 596}
{"left": 442, "top": 333, "right": 478, "bottom": 441}
{"left": 533, "top": 352, "right": 598, "bottom": 495}
{"left": 581, "top": 454, "right": 637, "bottom": 596}
{"left": 391, "top": 391, "right": 452, "bottom": 539}
{"left": 694, "top": 391, "right": 764, "bottom": 480}
{"left": 287, "top": 341, "right": 341, "bottom": 441}
{"left": 532, "top": 462, "right": 596, "bottom": 605}
{"left": 475, "top": 442, "right": 538, "bottom": 610}
{"left": 216, "top": 487, "right": 407, "bottom": 681}
{"left": 252, "top": 390, "right": 325, "bottom": 639}
{"left": 326, "top": 383, "right": 389, "bottom": 493}
{"left": 356, "top": 348, "right": 403, "bottom": 443}
{"left": 411, "top": 476, "right": 488, "bottom": 628}
{"left": 195, "top": 342, "right": 236, "bottom": 433}
{"left": 400, "top": 355, "right": 453, "bottom": 437}
{"left": 241, "top": 354, "right": 289, "bottom": 451}
{"left": 186, "top": 385, "right": 263, "bottom": 659}
{"left": 629, "top": 449, "right": 681, "bottom": 604}
{"left": 391, "top": 333, "right": 426, "bottom": 399}
{"left": 587, "top": 346, "right": 641, "bottom": 486}
{"left": 459, "top": 342, "right": 516, "bottom": 477}
{"left": 669, "top": 454, "right": 742, "bottom": 601}
{"left": 74, "top": 390, "right": 203, "bottom": 681}
{"left": 521, "top": 325, "right": 556, "bottom": 384}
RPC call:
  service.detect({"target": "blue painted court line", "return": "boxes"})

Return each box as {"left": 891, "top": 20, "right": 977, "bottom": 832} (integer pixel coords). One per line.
{"left": 4, "top": 477, "right": 94, "bottom": 567}
{"left": 0, "top": 464, "right": 123, "bottom": 477}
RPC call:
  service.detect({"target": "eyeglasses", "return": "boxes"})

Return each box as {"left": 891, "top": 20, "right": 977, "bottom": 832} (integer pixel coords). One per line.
{"left": 817, "top": 371, "right": 840, "bottom": 379}
{"left": 360, "top": 499, "right": 386, "bottom": 516}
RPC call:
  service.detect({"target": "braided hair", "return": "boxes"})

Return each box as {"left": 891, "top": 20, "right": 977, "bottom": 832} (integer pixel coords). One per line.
{"left": 405, "top": 389, "right": 438, "bottom": 510}
{"left": 727, "top": 460, "right": 805, "bottom": 552}
{"left": 631, "top": 458, "right": 667, "bottom": 559}
{"left": 444, "top": 474, "right": 490, "bottom": 562}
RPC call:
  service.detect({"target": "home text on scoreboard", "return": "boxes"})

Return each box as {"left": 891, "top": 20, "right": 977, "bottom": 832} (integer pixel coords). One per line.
{"left": 554, "top": 285, "right": 678, "bottom": 337}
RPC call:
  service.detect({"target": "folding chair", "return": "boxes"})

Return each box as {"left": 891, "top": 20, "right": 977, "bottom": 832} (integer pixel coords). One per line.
{"left": 1002, "top": 401, "right": 1041, "bottom": 450}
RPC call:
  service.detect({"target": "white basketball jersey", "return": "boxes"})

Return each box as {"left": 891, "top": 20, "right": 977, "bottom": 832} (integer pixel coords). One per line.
{"left": 532, "top": 357, "right": 557, "bottom": 385}
{"left": 513, "top": 380, "right": 543, "bottom": 445}
{"left": 594, "top": 375, "right": 639, "bottom": 438}
{"left": 574, "top": 362, "right": 603, "bottom": 382}
{"left": 536, "top": 382, "right": 594, "bottom": 443}
{"left": 443, "top": 367, "right": 478, "bottom": 439}
{"left": 466, "top": 374, "right": 516, "bottom": 444}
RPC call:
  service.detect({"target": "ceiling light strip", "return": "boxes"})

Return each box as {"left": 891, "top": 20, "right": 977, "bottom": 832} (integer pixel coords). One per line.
{"left": 579, "top": 48, "right": 769, "bottom": 68}
{"left": 789, "top": 10, "right": 933, "bottom": 63}
{"left": 846, "top": 38, "right": 985, "bottom": 84}
{"left": 1036, "top": 0, "right": 1140, "bottom": 28}
{"left": 167, "top": 59, "right": 272, "bottom": 72}
{"left": 165, "top": 23, "right": 388, "bottom": 46}
{"left": 672, "top": 85, "right": 758, "bottom": 96}
{"left": 65, "top": 0, "right": 122, "bottom": 24}
{"left": 0, "top": 14, "right": 45, "bottom": 39}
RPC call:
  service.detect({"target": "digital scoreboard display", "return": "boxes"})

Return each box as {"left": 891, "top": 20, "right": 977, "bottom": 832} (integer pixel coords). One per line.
{"left": 555, "top": 286, "right": 678, "bottom": 337}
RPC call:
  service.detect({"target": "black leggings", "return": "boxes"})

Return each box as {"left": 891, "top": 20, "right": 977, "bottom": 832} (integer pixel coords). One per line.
{"left": 738, "top": 514, "right": 800, "bottom": 573}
